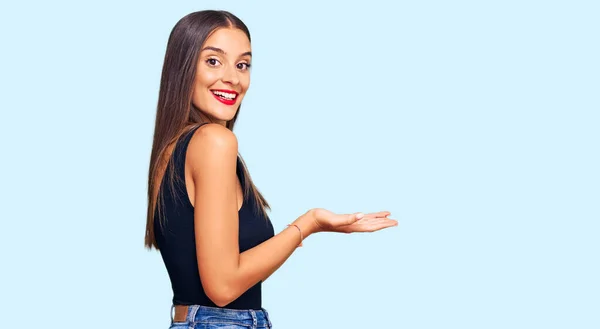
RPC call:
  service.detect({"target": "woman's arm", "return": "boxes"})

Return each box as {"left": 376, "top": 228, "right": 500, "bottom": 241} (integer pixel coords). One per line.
{"left": 189, "top": 123, "right": 397, "bottom": 307}
{"left": 189, "top": 123, "right": 317, "bottom": 307}
{"left": 239, "top": 210, "right": 316, "bottom": 284}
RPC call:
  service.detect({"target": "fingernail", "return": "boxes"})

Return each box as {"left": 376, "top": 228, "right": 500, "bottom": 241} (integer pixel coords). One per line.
{"left": 356, "top": 213, "right": 364, "bottom": 219}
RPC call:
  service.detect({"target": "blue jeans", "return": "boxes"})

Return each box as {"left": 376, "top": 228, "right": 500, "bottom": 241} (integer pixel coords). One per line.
{"left": 169, "top": 304, "right": 273, "bottom": 329}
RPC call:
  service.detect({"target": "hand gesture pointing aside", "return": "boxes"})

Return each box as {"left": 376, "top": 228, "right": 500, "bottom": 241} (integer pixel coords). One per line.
{"left": 309, "top": 208, "right": 398, "bottom": 234}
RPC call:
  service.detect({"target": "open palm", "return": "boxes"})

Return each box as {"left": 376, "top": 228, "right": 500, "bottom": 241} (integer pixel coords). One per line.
{"left": 312, "top": 208, "right": 397, "bottom": 233}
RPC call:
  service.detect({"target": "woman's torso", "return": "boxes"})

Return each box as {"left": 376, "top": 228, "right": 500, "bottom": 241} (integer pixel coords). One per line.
{"left": 154, "top": 124, "right": 275, "bottom": 310}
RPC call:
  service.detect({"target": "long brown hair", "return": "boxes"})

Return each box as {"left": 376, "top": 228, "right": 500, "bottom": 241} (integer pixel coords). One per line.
{"left": 145, "top": 10, "right": 270, "bottom": 249}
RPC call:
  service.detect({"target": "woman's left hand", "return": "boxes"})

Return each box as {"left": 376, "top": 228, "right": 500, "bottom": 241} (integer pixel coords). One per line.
{"left": 310, "top": 208, "right": 398, "bottom": 234}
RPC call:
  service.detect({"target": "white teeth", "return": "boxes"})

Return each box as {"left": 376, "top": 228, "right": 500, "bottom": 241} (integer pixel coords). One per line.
{"left": 212, "top": 90, "right": 236, "bottom": 100}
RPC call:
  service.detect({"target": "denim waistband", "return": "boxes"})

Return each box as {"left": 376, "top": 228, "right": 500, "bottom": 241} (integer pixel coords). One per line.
{"left": 171, "top": 304, "right": 272, "bottom": 328}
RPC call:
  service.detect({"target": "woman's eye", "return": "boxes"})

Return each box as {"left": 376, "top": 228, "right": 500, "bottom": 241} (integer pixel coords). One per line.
{"left": 206, "top": 58, "right": 220, "bottom": 66}
{"left": 237, "top": 62, "right": 251, "bottom": 70}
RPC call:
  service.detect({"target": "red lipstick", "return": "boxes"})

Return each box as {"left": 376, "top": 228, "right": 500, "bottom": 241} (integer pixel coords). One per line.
{"left": 210, "top": 89, "right": 238, "bottom": 106}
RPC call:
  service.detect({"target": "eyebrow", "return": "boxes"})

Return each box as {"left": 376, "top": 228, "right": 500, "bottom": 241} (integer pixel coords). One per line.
{"left": 201, "top": 46, "right": 252, "bottom": 57}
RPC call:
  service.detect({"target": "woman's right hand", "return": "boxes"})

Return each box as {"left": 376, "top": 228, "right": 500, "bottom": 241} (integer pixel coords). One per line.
{"left": 308, "top": 208, "right": 398, "bottom": 234}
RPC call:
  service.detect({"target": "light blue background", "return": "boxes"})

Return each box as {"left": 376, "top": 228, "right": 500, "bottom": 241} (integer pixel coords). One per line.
{"left": 1, "top": 0, "right": 598, "bottom": 328}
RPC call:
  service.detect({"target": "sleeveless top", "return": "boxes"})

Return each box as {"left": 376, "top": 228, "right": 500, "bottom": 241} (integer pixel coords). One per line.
{"left": 154, "top": 124, "right": 275, "bottom": 310}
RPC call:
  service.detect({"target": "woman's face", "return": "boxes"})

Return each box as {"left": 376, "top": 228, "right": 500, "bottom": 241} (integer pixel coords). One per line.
{"left": 192, "top": 27, "right": 252, "bottom": 125}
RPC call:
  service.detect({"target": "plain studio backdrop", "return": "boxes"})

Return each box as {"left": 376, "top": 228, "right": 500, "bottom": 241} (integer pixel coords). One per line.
{"left": 0, "top": 1, "right": 598, "bottom": 328}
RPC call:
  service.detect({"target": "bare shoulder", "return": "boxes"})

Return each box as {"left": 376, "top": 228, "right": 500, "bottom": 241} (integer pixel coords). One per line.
{"left": 192, "top": 123, "right": 238, "bottom": 149}
{"left": 187, "top": 123, "right": 238, "bottom": 170}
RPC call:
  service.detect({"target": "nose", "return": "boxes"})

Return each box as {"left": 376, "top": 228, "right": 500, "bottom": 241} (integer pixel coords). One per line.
{"left": 221, "top": 64, "right": 239, "bottom": 86}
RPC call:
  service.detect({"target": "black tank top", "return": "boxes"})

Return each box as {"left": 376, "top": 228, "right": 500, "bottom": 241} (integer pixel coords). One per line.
{"left": 154, "top": 124, "right": 275, "bottom": 310}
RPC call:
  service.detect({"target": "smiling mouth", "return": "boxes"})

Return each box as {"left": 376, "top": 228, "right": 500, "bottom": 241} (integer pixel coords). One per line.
{"left": 210, "top": 89, "right": 238, "bottom": 105}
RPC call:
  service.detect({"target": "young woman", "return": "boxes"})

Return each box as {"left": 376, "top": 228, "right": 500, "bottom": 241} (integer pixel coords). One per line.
{"left": 145, "top": 10, "right": 398, "bottom": 329}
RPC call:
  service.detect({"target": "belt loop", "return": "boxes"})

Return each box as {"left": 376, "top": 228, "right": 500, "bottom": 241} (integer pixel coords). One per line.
{"left": 170, "top": 304, "right": 175, "bottom": 324}
{"left": 249, "top": 309, "right": 257, "bottom": 329}
{"left": 188, "top": 305, "right": 199, "bottom": 323}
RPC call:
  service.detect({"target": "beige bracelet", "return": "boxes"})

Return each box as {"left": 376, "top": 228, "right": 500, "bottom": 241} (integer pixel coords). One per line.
{"left": 287, "top": 224, "right": 303, "bottom": 247}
